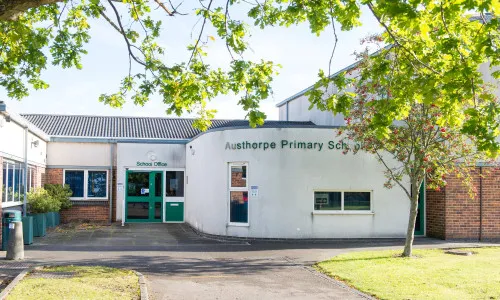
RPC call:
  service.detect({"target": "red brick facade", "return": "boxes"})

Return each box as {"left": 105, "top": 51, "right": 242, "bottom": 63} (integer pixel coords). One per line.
{"left": 61, "top": 205, "right": 110, "bottom": 223}
{"left": 44, "top": 168, "right": 112, "bottom": 223}
{"left": 426, "top": 167, "right": 500, "bottom": 240}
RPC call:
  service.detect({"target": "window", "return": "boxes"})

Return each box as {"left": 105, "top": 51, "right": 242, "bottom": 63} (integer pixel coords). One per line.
{"left": 165, "top": 171, "right": 184, "bottom": 197}
{"left": 229, "top": 163, "right": 249, "bottom": 224}
{"left": 64, "top": 170, "right": 108, "bottom": 199}
{"left": 87, "top": 171, "right": 107, "bottom": 198}
{"left": 314, "top": 191, "right": 371, "bottom": 212}
{"left": 27, "top": 166, "right": 36, "bottom": 192}
{"left": 2, "top": 160, "right": 24, "bottom": 203}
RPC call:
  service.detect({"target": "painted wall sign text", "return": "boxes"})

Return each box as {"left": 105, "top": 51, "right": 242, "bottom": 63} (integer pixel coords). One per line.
{"left": 225, "top": 140, "right": 360, "bottom": 151}
{"left": 136, "top": 161, "right": 168, "bottom": 167}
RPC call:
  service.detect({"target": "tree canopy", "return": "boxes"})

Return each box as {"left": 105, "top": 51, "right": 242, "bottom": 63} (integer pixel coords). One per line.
{"left": 307, "top": 2, "right": 500, "bottom": 256}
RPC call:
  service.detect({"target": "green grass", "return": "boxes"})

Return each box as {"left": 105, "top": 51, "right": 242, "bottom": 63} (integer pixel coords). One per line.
{"left": 315, "top": 247, "right": 500, "bottom": 300}
{"left": 8, "top": 266, "right": 140, "bottom": 300}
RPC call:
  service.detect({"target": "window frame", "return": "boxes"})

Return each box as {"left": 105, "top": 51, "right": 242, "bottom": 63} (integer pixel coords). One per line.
{"left": 313, "top": 190, "right": 373, "bottom": 214}
{"left": 2, "top": 159, "right": 24, "bottom": 207}
{"left": 63, "top": 169, "right": 109, "bottom": 200}
{"left": 228, "top": 162, "right": 249, "bottom": 226}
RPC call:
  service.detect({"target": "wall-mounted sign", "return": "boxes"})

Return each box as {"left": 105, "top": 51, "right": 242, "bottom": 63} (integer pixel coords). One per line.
{"left": 251, "top": 186, "right": 259, "bottom": 197}
{"left": 225, "top": 140, "right": 360, "bottom": 151}
{"left": 140, "top": 188, "right": 149, "bottom": 195}
{"left": 136, "top": 161, "right": 168, "bottom": 167}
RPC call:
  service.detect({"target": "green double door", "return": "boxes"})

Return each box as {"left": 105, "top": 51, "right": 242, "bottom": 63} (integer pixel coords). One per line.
{"left": 125, "top": 171, "right": 163, "bottom": 222}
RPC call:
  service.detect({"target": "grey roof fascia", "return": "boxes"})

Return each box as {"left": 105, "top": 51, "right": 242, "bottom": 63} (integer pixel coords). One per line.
{"left": 189, "top": 124, "right": 342, "bottom": 143}
{"left": 50, "top": 136, "right": 190, "bottom": 144}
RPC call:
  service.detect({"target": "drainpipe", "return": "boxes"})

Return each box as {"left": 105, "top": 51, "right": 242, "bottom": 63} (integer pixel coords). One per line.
{"left": 479, "top": 166, "right": 483, "bottom": 241}
{"left": 109, "top": 143, "right": 114, "bottom": 224}
{"left": 23, "top": 127, "right": 28, "bottom": 217}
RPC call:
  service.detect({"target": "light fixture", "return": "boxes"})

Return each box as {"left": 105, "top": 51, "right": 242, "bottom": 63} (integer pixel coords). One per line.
{"left": 189, "top": 145, "right": 195, "bottom": 155}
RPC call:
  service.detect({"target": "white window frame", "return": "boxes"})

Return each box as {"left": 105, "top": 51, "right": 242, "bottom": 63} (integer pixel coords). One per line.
{"left": 63, "top": 169, "right": 109, "bottom": 200}
{"left": 228, "top": 162, "right": 249, "bottom": 226}
{"left": 2, "top": 159, "right": 24, "bottom": 207}
{"left": 313, "top": 190, "right": 374, "bottom": 215}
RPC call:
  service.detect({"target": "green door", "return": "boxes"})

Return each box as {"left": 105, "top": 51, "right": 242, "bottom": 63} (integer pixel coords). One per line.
{"left": 125, "top": 171, "right": 163, "bottom": 223}
{"left": 414, "top": 182, "right": 425, "bottom": 236}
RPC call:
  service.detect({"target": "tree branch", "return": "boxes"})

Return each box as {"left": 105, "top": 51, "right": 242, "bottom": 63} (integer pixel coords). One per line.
{"left": 366, "top": 2, "right": 440, "bottom": 75}
{"left": 107, "top": 0, "right": 147, "bottom": 67}
{"left": 188, "top": 0, "right": 213, "bottom": 65}
{"left": 375, "top": 150, "right": 412, "bottom": 199}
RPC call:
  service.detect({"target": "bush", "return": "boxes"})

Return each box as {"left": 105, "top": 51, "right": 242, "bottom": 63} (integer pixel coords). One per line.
{"left": 44, "top": 184, "right": 73, "bottom": 210}
{"left": 27, "top": 188, "right": 61, "bottom": 214}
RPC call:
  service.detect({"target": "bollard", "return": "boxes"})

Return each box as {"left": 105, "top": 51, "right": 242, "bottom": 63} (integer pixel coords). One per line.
{"left": 6, "top": 221, "right": 24, "bottom": 260}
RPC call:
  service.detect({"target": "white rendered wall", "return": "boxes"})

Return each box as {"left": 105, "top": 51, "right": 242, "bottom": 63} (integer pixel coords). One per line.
{"left": 47, "top": 142, "right": 111, "bottom": 167}
{"left": 0, "top": 117, "right": 47, "bottom": 166}
{"left": 116, "top": 143, "right": 186, "bottom": 221}
{"left": 185, "top": 127, "right": 410, "bottom": 239}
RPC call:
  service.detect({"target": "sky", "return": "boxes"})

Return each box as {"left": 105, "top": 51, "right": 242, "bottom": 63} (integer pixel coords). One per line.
{"left": 2, "top": 2, "right": 381, "bottom": 121}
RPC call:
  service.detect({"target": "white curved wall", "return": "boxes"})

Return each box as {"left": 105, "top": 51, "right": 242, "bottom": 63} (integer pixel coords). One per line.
{"left": 185, "top": 127, "right": 410, "bottom": 238}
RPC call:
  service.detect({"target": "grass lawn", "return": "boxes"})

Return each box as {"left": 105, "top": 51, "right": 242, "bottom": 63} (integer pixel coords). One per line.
{"left": 8, "top": 266, "right": 140, "bottom": 300}
{"left": 315, "top": 247, "right": 500, "bottom": 300}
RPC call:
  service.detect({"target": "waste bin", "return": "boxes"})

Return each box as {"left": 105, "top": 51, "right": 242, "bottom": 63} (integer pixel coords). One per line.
{"left": 30, "top": 213, "right": 46, "bottom": 237}
{"left": 22, "top": 216, "right": 33, "bottom": 245}
{"left": 2, "top": 210, "right": 22, "bottom": 251}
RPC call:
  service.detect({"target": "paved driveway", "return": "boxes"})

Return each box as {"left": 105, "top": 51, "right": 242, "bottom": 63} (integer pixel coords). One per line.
{"left": 1, "top": 223, "right": 494, "bottom": 299}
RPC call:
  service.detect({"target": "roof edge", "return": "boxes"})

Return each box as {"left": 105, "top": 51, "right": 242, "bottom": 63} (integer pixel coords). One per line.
{"left": 275, "top": 60, "right": 361, "bottom": 108}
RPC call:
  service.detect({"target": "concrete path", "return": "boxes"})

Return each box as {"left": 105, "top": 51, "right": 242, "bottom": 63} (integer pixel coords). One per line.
{"left": 1, "top": 223, "right": 497, "bottom": 299}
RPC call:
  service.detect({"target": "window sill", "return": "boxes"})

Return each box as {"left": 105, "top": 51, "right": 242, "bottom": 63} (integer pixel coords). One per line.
{"left": 227, "top": 223, "right": 250, "bottom": 227}
{"left": 1, "top": 201, "right": 23, "bottom": 208}
{"left": 69, "top": 198, "right": 108, "bottom": 201}
{"left": 312, "top": 211, "right": 374, "bottom": 215}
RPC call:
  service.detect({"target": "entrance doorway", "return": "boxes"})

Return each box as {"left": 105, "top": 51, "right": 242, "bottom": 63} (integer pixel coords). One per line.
{"left": 414, "top": 182, "right": 425, "bottom": 236}
{"left": 125, "top": 171, "right": 163, "bottom": 222}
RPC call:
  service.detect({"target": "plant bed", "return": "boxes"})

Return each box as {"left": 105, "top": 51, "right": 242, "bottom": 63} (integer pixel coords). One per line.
{"left": 315, "top": 247, "right": 500, "bottom": 300}
{"left": 7, "top": 266, "right": 140, "bottom": 300}
{"left": 53, "top": 222, "right": 109, "bottom": 233}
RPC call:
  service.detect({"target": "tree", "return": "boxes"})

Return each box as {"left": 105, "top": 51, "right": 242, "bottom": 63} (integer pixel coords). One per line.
{"left": 2, "top": 0, "right": 500, "bottom": 256}
{"left": 308, "top": 4, "right": 500, "bottom": 256}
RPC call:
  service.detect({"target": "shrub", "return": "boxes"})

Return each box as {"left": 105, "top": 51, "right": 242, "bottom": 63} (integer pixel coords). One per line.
{"left": 44, "top": 184, "right": 73, "bottom": 210}
{"left": 27, "top": 188, "right": 61, "bottom": 214}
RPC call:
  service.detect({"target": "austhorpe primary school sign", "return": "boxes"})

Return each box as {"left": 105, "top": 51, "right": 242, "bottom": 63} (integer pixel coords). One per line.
{"left": 225, "top": 140, "right": 360, "bottom": 151}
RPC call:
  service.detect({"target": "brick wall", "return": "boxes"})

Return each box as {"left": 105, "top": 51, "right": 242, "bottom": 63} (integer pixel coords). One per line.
{"left": 425, "top": 188, "right": 446, "bottom": 239}
{"left": 35, "top": 166, "right": 46, "bottom": 187}
{"left": 61, "top": 204, "right": 109, "bottom": 223}
{"left": 427, "top": 167, "right": 500, "bottom": 240}
{"left": 231, "top": 169, "right": 246, "bottom": 187}
{"left": 44, "top": 168, "right": 63, "bottom": 185}
{"left": 478, "top": 168, "right": 500, "bottom": 239}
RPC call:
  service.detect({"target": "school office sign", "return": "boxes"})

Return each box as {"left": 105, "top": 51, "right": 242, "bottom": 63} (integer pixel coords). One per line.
{"left": 225, "top": 140, "right": 360, "bottom": 151}
{"left": 136, "top": 161, "right": 168, "bottom": 167}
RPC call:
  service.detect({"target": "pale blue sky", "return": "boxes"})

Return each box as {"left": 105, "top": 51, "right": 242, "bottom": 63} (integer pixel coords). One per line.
{"left": 2, "top": 3, "right": 380, "bottom": 120}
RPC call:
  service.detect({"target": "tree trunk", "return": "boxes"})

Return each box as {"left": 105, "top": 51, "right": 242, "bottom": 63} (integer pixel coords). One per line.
{"left": 403, "top": 182, "right": 420, "bottom": 257}
{"left": 0, "top": 0, "right": 63, "bottom": 21}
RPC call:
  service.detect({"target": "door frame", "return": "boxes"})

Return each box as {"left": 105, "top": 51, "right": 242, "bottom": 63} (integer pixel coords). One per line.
{"left": 415, "top": 182, "right": 426, "bottom": 236}
{"left": 123, "top": 167, "right": 186, "bottom": 224}
{"left": 163, "top": 168, "right": 185, "bottom": 223}
{"left": 124, "top": 170, "right": 163, "bottom": 223}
